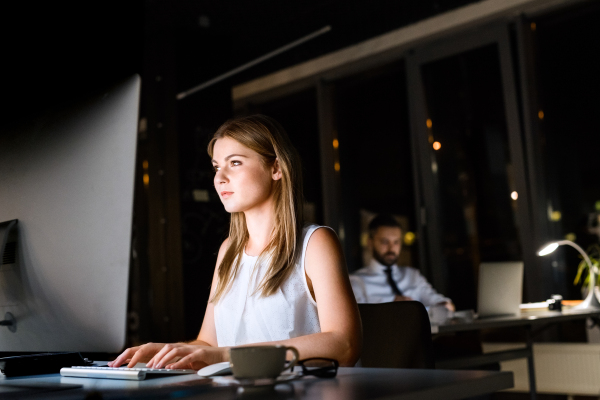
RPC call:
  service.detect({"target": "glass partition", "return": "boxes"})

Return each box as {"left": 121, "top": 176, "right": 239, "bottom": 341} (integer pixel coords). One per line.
{"left": 419, "top": 44, "right": 523, "bottom": 308}
{"left": 527, "top": 3, "right": 600, "bottom": 299}
{"left": 333, "top": 62, "right": 417, "bottom": 272}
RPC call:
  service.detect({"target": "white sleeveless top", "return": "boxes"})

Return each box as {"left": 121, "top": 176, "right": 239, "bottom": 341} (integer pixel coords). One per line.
{"left": 214, "top": 224, "right": 324, "bottom": 347}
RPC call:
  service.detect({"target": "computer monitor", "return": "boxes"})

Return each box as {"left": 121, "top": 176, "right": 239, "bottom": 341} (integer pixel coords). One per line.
{"left": 0, "top": 75, "right": 140, "bottom": 352}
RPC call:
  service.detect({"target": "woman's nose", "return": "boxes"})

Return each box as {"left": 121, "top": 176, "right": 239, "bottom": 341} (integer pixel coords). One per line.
{"left": 215, "top": 169, "right": 228, "bottom": 184}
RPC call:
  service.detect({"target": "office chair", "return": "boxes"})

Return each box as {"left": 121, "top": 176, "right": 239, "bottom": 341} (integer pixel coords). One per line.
{"left": 358, "top": 301, "right": 435, "bottom": 369}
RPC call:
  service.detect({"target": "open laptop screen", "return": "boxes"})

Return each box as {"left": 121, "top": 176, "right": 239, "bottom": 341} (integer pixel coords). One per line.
{"left": 477, "top": 262, "right": 524, "bottom": 318}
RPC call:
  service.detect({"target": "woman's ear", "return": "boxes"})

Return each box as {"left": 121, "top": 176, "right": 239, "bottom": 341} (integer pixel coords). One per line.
{"left": 272, "top": 158, "right": 283, "bottom": 181}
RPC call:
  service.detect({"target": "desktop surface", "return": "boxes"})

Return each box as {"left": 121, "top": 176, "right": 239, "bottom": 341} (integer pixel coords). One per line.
{"left": 0, "top": 366, "right": 513, "bottom": 399}
{"left": 431, "top": 307, "right": 600, "bottom": 334}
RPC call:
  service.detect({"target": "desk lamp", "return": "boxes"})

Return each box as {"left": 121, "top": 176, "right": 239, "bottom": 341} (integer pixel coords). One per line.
{"left": 538, "top": 240, "right": 600, "bottom": 310}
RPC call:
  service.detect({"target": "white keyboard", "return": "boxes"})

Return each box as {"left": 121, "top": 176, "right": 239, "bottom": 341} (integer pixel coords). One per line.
{"left": 60, "top": 366, "right": 197, "bottom": 381}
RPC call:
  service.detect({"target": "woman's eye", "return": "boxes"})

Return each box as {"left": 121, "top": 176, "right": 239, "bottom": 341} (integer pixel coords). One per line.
{"left": 212, "top": 165, "right": 220, "bottom": 172}
{"left": 231, "top": 160, "right": 241, "bottom": 166}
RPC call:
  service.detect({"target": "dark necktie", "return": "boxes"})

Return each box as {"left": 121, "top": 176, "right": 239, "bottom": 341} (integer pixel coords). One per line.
{"left": 384, "top": 265, "right": 403, "bottom": 296}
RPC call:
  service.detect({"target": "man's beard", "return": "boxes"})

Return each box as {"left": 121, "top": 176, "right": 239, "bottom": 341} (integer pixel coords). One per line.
{"left": 373, "top": 250, "right": 399, "bottom": 267}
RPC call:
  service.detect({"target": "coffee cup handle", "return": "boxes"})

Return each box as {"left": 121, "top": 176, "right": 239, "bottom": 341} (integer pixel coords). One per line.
{"left": 284, "top": 346, "right": 300, "bottom": 371}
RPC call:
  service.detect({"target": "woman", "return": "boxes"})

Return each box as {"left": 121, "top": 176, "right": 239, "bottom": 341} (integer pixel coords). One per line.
{"left": 109, "top": 115, "right": 361, "bottom": 369}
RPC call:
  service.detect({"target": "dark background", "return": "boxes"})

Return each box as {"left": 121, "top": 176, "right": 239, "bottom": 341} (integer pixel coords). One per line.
{"left": 2, "top": 1, "right": 600, "bottom": 357}
{"left": 1, "top": 0, "right": 484, "bottom": 341}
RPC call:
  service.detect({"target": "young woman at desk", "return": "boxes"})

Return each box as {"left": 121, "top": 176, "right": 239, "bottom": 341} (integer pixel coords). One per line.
{"left": 109, "top": 115, "right": 362, "bottom": 369}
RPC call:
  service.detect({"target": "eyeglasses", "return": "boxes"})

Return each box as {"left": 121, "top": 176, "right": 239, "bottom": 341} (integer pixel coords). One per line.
{"left": 294, "top": 358, "right": 339, "bottom": 378}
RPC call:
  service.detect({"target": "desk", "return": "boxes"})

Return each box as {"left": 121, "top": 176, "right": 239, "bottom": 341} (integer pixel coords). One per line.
{"left": 432, "top": 308, "right": 600, "bottom": 400}
{"left": 0, "top": 367, "right": 513, "bottom": 400}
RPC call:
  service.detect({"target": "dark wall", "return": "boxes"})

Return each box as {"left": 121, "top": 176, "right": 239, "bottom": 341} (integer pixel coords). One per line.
{"left": 3, "top": 3, "right": 144, "bottom": 124}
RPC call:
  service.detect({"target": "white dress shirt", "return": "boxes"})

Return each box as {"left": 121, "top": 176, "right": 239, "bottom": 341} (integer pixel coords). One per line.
{"left": 350, "top": 259, "right": 451, "bottom": 307}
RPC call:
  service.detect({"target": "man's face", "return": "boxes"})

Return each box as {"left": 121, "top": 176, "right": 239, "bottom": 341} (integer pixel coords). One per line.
{"left": 370, "top": 226, "right": 402, "bottom": 267}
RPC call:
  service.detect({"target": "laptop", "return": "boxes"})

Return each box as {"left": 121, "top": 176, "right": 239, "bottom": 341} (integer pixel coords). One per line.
{"left": 477, "top": 262, "right": 524, "bottom": 318}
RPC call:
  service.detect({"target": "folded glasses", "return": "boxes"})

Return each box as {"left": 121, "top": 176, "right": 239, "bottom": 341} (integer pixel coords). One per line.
{"left": 294, "top": 358, "right": 339, "bottom": 378}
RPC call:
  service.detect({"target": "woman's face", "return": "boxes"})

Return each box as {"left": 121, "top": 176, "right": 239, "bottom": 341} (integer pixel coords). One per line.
{"left": 212, "top": 136, "right": 281, "bottom": 214}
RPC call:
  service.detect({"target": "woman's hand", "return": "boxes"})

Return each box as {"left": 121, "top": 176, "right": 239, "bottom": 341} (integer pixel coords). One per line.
{"left": 109, "top": 342, "right": 229, "bottom": 370}
{"left": 108, "top": 343, "right": 168, "bottom": 368}
{"left": 147, "top": 343, "right": 228, "bottom": 370}
{"left": 164, "top": 346, "right": 229, "bottom": 370}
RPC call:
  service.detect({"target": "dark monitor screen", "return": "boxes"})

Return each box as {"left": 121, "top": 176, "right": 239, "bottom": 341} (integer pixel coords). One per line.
{"left": 0, "top": 75, "right": 140, "bottom": 352}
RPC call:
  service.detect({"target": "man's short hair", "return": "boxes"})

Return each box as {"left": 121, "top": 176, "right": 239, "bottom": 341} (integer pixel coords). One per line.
{"left": 368, "top": 214, "right": 402, "bottom": 238}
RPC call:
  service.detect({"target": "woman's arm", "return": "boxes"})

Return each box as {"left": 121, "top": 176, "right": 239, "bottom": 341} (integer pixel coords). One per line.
{"left": 164, "top": 228, "right": 362, "bottom": 369}
{"left": 278, "top": 227, "right": 362, "bottom": 366}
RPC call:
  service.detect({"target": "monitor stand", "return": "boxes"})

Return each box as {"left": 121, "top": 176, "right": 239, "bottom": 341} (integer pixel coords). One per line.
{"left": 0, "top": 220, "right": 18, "bottom": 333}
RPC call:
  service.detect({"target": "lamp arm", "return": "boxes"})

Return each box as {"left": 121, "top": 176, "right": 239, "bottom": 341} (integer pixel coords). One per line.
{"left": 556, "top": 240, "right": 598, "bottom": 275}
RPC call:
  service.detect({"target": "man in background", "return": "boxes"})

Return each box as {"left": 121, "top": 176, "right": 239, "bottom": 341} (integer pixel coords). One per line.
{"left": 350, "top": 214, "right": 454, "bottom": 311}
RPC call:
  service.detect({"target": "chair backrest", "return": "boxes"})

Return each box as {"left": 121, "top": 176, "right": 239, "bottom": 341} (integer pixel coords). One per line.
{"left": 358, "top": 301, "right": 435, "bottom": 369}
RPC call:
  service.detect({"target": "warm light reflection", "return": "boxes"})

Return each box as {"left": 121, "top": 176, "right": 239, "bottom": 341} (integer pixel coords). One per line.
{"left": 426, "top": 119, "right": 432, "bottom": 128}
{"left": 565, "top": 233, "right": 577, "bottom": 242}
{"left": 143, "top": 174, "right": 149, "bottom": 186}
{"left": 404, "top": 231, "right": 416, "bottom": 246}
{"left": 433, "top": 141, "right": 441, "bottom": 151}
{"left": 143, "top": 160, "right": 149, "bottom": 170}
{"left": 550, "top": 210, "right": 562, "bottom": 221}
{"left": 538, "top": 110, "right": 544, "bottom": 120}
{"left": 334, "top": 162, "right": 340, "bottom": 172}
{"left": 511, "top": 191, "right": 518, "bottom": 200}
{"left": 333, "top": 139, "right": 339, "bottom": 149}
{"left": 531, "top": 22, "right": 537, "bottom": 31}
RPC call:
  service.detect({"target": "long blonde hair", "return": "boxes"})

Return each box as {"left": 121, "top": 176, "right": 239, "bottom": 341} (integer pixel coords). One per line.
{"left": 208, "top": 115, "right": 304, "bottom": 302}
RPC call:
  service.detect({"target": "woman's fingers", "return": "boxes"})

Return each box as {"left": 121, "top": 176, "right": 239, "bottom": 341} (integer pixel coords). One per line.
{"left": 111, "top": 343, "right": 224, "bottom": 370}
{"left": 166, "top": 353, "right": 206, "bottom": 370}
{"left": 109, "top": 347, "right": 139, "bottom": 367}
{"left": 146, "top": 355, "right": 156, "bottom": 369}
{"left": 167, "top": 347, "right": 226, "bottom": 370}
{"left": 148, "top": 344, "right": 174, "bottom": 368}
{"left": 151, "top": 344, "right": 180, "bottom": 369}
{"left": 154, "top": 348, "right": 183, "bottom": 369}
{"left": 126, "top": 343, "right": 163, "bottom": 368}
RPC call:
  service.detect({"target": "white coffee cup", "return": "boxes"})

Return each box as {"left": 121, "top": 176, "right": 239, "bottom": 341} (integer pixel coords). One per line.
{"left": 229, "top": 345, "right": 299, "bottom": 380}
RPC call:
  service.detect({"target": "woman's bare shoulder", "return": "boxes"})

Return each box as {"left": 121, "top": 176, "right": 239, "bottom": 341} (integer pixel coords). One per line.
{"left": 307, "top": 226, "right": 339, "bottom": 249}
{"left": 216, "top": 237, "right": 230, "bottom": 262}
{"left": 305, "top": 227, "right": 344, "bottom": 270}
{"left": 219, "top": 237, "right": 230, "bottom": 249}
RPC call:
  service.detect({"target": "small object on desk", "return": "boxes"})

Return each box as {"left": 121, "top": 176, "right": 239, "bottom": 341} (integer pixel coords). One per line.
{"left": 197, "top": 361, "right": 232, "bottom": 377}
{"left": 60, "top": 366, "right": 197, "bottom": 381}
{"left": 451, "top": 309, "right": 476, "bottom": 323}
{"left": 548, "top": 294, "right": 563, "bottom": 311}
{"left": 519, "top": 301, "right": 549, "bottom": 311}
{"left": 427, "top": 305, "right": 450, "bottom": 325}
{"left": 563, "top": 299, "right": 583, "bottom": 307}
{"left": 0, "top": 352, "right": 91, "bottom": 377}
{"left": 520, "top": 298, "right": 579, "bottom": 313}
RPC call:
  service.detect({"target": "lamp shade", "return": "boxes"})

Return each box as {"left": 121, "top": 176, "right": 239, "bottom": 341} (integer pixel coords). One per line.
{"left": 538, "top": 242, "right": 559, "bottom": 256}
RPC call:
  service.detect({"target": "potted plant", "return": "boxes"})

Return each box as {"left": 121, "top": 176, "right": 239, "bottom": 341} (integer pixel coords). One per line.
{"left": 574, "top": 244, "right": 600, "bottom": 295}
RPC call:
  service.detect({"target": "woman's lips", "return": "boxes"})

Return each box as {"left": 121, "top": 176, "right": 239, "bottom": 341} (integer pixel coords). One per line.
{"left": 220, "top": 191, "right": 233, "bottom": 199}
